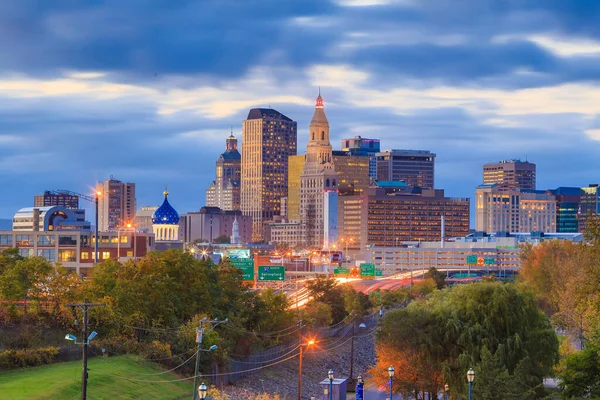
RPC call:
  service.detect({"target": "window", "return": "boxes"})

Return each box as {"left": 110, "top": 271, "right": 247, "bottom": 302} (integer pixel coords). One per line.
{"left": 38, "top": 235, "right": 56, "bottom": 246}
{"left": 81, "top": 252, "right": 89, "bottom": 260}
{"left": 19, "top": 248, "right": 33, "bottom": 258}
{"left": 0, "top": 235, "right": 12, "bottom": 245}
{"left": 37, "top": 249, "right": 56, "bottom": 261}
{"left": 321, "top": 131, "right": 324, "bottom": 140}
{"left": 16, "top": 235, "right": 32, "bottom": 246}
{"left": 58, "top": 236, "right": 77, "bottom": 245}
{"left": 102, "top": 251, "right": 111, "bottom": 260}
{"left": 120, "top": 235, "right": 128, "bottom": 244}
{"left": 127, "top": 251, "right": 133, "bottom": 257}
{"left": 59, "top": 249, "right": 76, "bottom": 263}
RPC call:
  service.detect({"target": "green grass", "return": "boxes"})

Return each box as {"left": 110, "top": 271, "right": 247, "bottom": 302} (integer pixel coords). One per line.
{"left": 0, "top": 355, "right": 193, "bottom": 400}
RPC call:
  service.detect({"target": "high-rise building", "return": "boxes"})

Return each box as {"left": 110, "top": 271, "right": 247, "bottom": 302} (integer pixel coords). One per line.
{"left": 206, "top": 134, "right": 241, "bottom": 211}
{"left": 546, "top": 187, "right": 581, "bottom": 233}
{"left": 97, "top": 177, "right": 136, "bottom": 231}
{"left": 376, "top": 149, "right": 436, "bottom": 189}
{"left": 332, "top": 151, "right": 371, "bottom": 195}
{"left": 287, "top": 155, "right": 306, "bottom": 221}
{"left": 300, "top": 93, "right": 338, "bottom": 248}
{"left": 241, "top": 108, "right": 297, "bottom": 241}
{"left": 483, "top": 160, "right": 536, "bottom": 190}
{"left": 34, "top": 191, "right": 79, "bottom": 209}
{"left": 341, "top": 136, "right": 381, "bottom": 179}
{"left": 579, "top": 184, "right": 600, "bottom": 231}
{"left": 475, "top": 184, "right": 556, "bottom": 233}
{"left": 338, "top": 186, "right": 470, "bottom": 254}
{"left": 179, "top": 207, "right": 252, "bottom": 244}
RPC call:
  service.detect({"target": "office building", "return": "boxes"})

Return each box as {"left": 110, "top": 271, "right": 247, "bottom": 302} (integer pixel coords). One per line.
{"left": 287, "top": 155, "right": 306, "bottom": 221}
{"left": 332, "top": 151, "right": 371, "bottom": 195}
{"left": 341, "top": 136, "right": 381, "bottom": 179}
{"left": 300, "top": 92, "right": 339, "bottom": 248}
{"left": 264, "top": 220, "right": 304, "bottom": 247}
{"left": 547, "top": 187, "right": 581, "bottom": 233}
{"left": 338, "top": 186, "right": 470, "bottom": 254}
{"left": 13, "top": 206, "right": 90, "bottom": 232}
{"left": 34, "top": 191, "right": 79, "bottom": 209}
{"left": 376, "top": 149, "right": 436, "bottom": 189}
{"left": 366, "top": 232, "right": 582, "bottom": 276}
{"left": 206, "top": 134, "right": 241, "bottom": 211}
{"left": 475, "top": 184, "right": 556, "bottom": 233}
{"left": 483, "top": 160, "right": 536, "bottom": 190}
{"left": 579, "top": 184, "right": 600, "bottom": 231}
{"left": 98, "top": 177, "right": 136, "bottom": 231}
{"left": 0, "top": 230, "right": 153, "bottom": 275}
{"left": 179, "top": 207, "right": 252, "bottom": 244}
{"left": 135, "top": 206, "right": 158, "bottom": 232}
{"left": 241, "top": 108, "right": 297, "bottom": 241}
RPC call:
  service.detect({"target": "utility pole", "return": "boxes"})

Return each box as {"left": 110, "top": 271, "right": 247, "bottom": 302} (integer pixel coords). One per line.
{"left": 193, "top": 318, "right": 228, "bottom": 400}
{"left": 66, "top": 300, "right": 106, "bottom": 400}
{"left": 297, "top": 320, "right": 303, "bottom": 400}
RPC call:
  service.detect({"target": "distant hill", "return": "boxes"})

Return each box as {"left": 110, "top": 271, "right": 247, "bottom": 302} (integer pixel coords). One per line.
{"left": 0, "top": 219, "right": 11, "bottom": 230}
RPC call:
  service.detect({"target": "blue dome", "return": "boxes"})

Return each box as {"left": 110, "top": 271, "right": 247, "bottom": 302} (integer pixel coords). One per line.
{"left": 152, "top": 191, "right": 180, "bottom": 225}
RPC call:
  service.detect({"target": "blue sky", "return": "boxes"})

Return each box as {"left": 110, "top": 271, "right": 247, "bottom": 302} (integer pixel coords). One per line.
{"left": 1, "top": 0, "right": 600, "bottom": 220}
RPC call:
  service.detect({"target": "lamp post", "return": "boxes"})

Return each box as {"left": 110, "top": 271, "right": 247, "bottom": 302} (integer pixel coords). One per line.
{"left": 356, "top": 375, "right": 364, "bottom": 400}
{"left": 444, "top": 383, "right": 449, "bottom": 400}
{"left": 328, "top": 369, "right": 334, "bottom": 400}
{"left": 117, "top": 222, "right": 132, "bottom": 260}
{"left": 192, "top": 318, "right": 227, "bottom": 400}
{"left": 198, "top": 383, "right": 207, "bottom": 399}
{"left": 349, "top": 316, "right": 367, "bottom": 384}
{"left": 298, "top": 339, "right": 315, "bottom": 400}
{"left": 387, "top": 365, "right": 395, "bottom": 400}
{"left": 467, "top": 368, "right": 475, "bottom": 400}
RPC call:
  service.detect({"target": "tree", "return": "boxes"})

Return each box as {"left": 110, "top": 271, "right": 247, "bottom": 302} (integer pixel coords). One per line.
{"left": 304, "top": 277, "right": 347, "bottom": 323}
{"left": 0, "top": 255, "right": 53, "bottom": 304}
{"left": 557, "top": 345, "right": 600, "bottom": 399}
{"left": 214, "top": 235, "right": 230, "bottom": 244}
{"left": 370, "top": 282, "right": 558, "bottom": 397}
{"left": 426, "top": 267, "right": 446, "bottom": 289}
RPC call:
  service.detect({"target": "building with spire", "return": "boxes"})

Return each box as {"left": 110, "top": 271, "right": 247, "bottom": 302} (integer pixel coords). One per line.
{"left": 241, "top": 108, "right": 297, "bottom": 241}
{"left": 206, "top": 133, "right": 241, "bottom": 211}
{"left": 152, "top": 188, "right": 180, "bottom": 242}
{"left": 230, "top": 217, "right": 241, "bottom": 245}
{"left": 299, "top": 92, "right": 339, "bottom": 248}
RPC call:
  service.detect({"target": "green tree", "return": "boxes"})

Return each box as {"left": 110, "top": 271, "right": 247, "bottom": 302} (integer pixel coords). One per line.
{"left": 0, "top": 255, "right": 53, "bottom": 304}
{"left": 214, "top": 235, "right": 230, "bottom": 244}
{"left": 557, "top": 345, "right": 600, "bottom": 399}
{"left": 425, "top": 267, "right": 446, "bottom": 289}
{"left": 304, "top": 277, "right": 347, "bottom": 323}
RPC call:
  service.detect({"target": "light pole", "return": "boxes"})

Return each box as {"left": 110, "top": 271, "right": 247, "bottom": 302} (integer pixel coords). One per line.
{"left": 298, "top": 339, "right": 315, "bottom": 400}
{"left": 328, "top": 369, "right": 334, "bottom": 400}
{"left": 356, "top": 375, "right": 364, "bottom": 400}
{"left": 117, "top": 222, "right": 132, "bottom": 260}
{"left": 198, "top": 383, "right": 207, "bottom": 399}
{"left": 192, "top": 318, "right": 227, "bottom": 400}
{"left": 467, "top": 368, "right": 475, "bottom": 400}
{"left": 444, "top": 383, "right": 449, "bottom": 400}
{"left": 387, "top": 365, "right": 395, "bottom": 400}
{"left": 349, "top": 316, "right": 367, "bottom": 384}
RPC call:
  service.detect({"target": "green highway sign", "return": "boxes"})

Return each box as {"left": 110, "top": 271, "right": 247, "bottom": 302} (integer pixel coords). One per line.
{"left": 484, "top": 258, "right": 495, "bottom": 265}
{"left": 375, "top": 269, "right": 383, "bottom": 277}
{"left": 230, "top": 258, "right": 254, "bottom": 281}
{"left": 466, "top": 255, "right": 478, "bottom": 264}
{"left": 334, "top": 268, "right": 350, "bottom": 275}
{"left": 258, "top": 266, "right": 285, "bottom": 281}
{"left": 359, "top": 263, "right": 375, "bottom": 277}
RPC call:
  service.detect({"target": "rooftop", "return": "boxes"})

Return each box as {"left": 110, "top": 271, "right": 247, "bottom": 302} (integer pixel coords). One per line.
{"left": 246, "top": 108, "right": 293, "bottom": 122}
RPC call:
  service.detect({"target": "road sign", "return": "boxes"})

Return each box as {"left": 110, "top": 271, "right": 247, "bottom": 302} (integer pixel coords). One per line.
{"left": 334, "top": 268, "right": 350, "bottom": 275}
{"left": 359, "top": 263, "right": 375, "bottom": 277}
{"left": 258, "top": 266, "right": 285, "bottom": 281}
{"left": 375, "top": 269, "right": 383, "bottom": 277}
{"left": 484, "top": 258, "right": 495, "bottom": 265}
{"left": 230, "top": 258, "right": 254, "bottom": 281}
{"left": 466, "top": 255, "right": 477, "bottom": 264}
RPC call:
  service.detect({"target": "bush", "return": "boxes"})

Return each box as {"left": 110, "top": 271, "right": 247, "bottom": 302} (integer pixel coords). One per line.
{"left": 0, "top": 346, "right": 59, "bottom": 369}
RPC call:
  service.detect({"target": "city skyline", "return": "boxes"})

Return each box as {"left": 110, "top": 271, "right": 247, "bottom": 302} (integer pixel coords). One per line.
{"left": 1, "top": 1, "right": 600, "bottom": 218}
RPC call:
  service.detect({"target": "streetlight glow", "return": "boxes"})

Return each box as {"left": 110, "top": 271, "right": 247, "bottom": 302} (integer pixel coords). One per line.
{"left": 198, "top": 383, "right": 208, "bottom": 399}
{"left": 467, "top": 368, "right": 475, "bottom": 383}
{"left": 388, "top": 365, "right": 395, "bottom": 378}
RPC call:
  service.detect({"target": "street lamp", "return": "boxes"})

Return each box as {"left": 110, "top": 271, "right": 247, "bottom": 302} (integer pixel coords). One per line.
{"left": 298, "top": 339, "right": 315, "bottom": 400}
{"left": 467, "top": 368, "right": 475, "bottom": 400}
{"left": 444, "top": 383, "right": 449, "bottom": 400}
{"left": 349, "top": 317, "right": 367, "bottom": 383}
{"left": 356, "top": 375, "right": 365, "bottom": 400}
{"left": 65, "top": 329, "right": 99, "bottom": 400}
{"left": 198, "top": 383, "right": 207, "bottom": 399}
{"left": 117, "top": 222, "right": 133, "bottom": 260}
{"left": 328, "top": 369, "right": 334, "bottom": 400}
{"left": 387, "top": 365, "right": 395, "bottom": 400}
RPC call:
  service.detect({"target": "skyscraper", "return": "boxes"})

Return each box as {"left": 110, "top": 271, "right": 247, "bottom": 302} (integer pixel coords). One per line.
{"left": 241, "top": 108, "right": 297, "bottom": 241}
{"left": 376, "top": 149, "right": 436, "bottom": 189}
{"left": 300, "top": 92, "right": 338, "bottom": 247}
{"left": 579, "top": 184, "right": 600, "bottom": 231}
{"left": 483, "top": 160, "right": 536, "bottom": 190}
{"left": 97, "top": 177, "right": 136, "bottom": 231}
{"left": 341, "top": 136, "right": 380, "bottom": 179}
{"left": 34, "top": 191, "right": 79, "bottom": 209}
{"left": 287, "top": 155, "right": 306, "bottom": 221}
{"left": 206, "top": 133, "right": 241, "bottom": 211}
{"left": 332, "top": 151, "right": 371, "bottom": 195}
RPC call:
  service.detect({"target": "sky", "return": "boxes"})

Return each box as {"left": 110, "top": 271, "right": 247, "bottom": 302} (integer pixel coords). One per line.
{"left": 1, "top": 0, "right": 600, "bottom": 221}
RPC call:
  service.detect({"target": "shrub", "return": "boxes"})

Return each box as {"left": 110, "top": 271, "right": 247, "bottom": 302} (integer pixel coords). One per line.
{"left": 0, "top": 346, "right": 59, "bottom": 369}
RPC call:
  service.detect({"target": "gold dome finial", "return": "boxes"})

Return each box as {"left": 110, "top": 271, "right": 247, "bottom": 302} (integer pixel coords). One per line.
{"left": 163, "top": 185, "right": 169, "bottom": 197}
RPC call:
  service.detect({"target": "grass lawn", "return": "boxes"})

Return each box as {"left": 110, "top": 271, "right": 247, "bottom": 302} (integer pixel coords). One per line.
{"left": 0, "top": 355, "right": 193, "bottom": 400}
